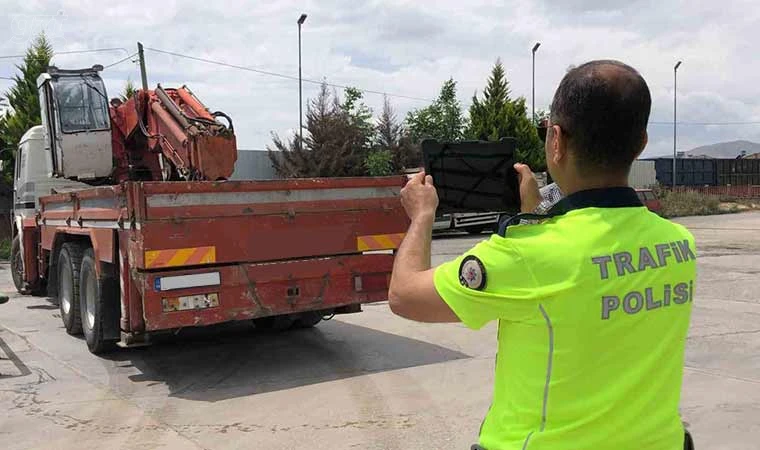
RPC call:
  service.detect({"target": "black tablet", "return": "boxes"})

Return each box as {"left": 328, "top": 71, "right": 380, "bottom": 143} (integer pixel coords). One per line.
{"left": 421, "top": 138, "right": 521, "bottom": 214}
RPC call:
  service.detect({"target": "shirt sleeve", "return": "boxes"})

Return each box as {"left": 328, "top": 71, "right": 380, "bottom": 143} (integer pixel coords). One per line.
{"left": 433, "top": 235, "right": 545, "bottom": 329}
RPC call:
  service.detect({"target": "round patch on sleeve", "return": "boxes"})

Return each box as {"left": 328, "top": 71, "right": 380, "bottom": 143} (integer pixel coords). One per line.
{"left": 459, "top": 256, "right": 487, "bottom": 290}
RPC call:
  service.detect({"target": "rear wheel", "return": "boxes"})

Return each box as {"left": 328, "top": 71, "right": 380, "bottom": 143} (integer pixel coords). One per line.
{"left": 58, "top": 243, "right": 85, "bottom": 336}
{"left": 79, "top": 248, "right": 118, "bottom": 354}
{"left": 464, "top": 226, "right": 486, "bottom": 235}
{"left": 293, "top": 311, "right": 322, "bottom": 329}
{"left": 253, "top": 315, "right": 295, "bottom": 331}
{"left": 10, "top": 236, "right": 28, "bottom": 294}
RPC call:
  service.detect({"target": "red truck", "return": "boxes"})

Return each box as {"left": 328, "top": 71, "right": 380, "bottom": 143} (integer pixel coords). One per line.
{"left": 11, "top": 64, "right": 407, "bottom": 353}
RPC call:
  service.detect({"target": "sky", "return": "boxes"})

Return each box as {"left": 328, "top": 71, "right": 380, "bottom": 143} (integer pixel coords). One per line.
{"left": 1, "top": 0, "right": 759, "bottom": 158}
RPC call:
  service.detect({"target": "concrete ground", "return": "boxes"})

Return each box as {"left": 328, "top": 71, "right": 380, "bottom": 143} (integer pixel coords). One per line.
{"left": 1, "top": 212, "right": 758, "bottom": 450}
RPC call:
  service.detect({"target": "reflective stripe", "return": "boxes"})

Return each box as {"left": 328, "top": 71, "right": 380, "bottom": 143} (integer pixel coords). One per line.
{"left": 521, "top": 305, "right": 554, "bottom": 450}
{"left": 144, "top": 246, "right": 216, "bottom": 269}
{"left": 538, "top": 304, "right": 554, "bottom": 431}
{"left": 356, "top": 233, "right": 405, "bottom": 251}
{"left": 521, "top": 431, "right": 534, "bottom": 450}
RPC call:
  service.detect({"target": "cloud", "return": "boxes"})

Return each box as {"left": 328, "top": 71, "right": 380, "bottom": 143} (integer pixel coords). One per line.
{"left": 0, "top": 0, "right": 758, "bottom": 157}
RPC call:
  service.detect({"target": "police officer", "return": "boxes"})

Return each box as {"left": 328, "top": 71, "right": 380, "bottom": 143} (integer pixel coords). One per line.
{"left": 388, "top": 60, "right": 696, "bottom": 450}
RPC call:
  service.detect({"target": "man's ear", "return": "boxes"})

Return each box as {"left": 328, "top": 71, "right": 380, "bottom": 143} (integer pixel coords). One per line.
{"left": 552, "top": 125, "right": 567, "bottom": 165}
{"left": 634, "top": 131, "right": 648, "bottom": 159}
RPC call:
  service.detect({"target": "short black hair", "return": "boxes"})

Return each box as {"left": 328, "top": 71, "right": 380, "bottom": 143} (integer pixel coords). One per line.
{"left": 550, "top": 60, "right": 651, "bottom": 175}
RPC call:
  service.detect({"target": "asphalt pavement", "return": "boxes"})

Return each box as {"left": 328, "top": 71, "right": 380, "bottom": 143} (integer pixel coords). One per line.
{"left": 1, "top": 212, "right": 759, "bottom": 450}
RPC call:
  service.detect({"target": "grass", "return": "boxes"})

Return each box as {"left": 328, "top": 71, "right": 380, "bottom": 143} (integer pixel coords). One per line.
{"left": 0, "top": 238, "right": 10, "bottom": 261}
{"left": 657, "top": 190, "right": 723, "bottom": 218}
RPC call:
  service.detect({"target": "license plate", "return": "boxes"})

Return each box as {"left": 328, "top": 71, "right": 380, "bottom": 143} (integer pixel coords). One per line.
{"left": 162, "top": 293, "right": 219, "bottom": 312}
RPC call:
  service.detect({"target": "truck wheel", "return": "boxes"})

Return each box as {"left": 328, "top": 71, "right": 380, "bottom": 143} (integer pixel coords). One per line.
{"left": 79, "top": 248, "right": 117, "bottom": 354}
{"left": 253, "top": 315, "right": 295, "bottom": 331}
{"left": 58, "top": 242, "right": 85, "bottom": 336}
{"left": 294, "top": 311, "right": 322, "bottom": 328}
{"left": 10, "top": 236, "right": 29, "bottom": 294}
{"left": 465, "top": 226, "right": 486, "bottom": 235}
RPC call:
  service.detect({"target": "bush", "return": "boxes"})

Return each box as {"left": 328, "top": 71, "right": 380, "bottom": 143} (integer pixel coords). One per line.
{"left": 658, "top": 190, "right": 721, "bottom": 218}
{"left": 0, "top": 238, "right": 10, "bottom": 260}
{"left": 365, "top": 149, "right": 394, "bottom": 176}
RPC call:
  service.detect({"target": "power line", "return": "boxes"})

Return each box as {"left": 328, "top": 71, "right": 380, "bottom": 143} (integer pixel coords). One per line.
{"left": 650, "top": 121, "right": 760, "bottom": 126}
{"left": 104, "top": 52, "right": 138, "bottom": 69}
{"left": 0, "top": 47, "right": 129, "bottom": 60}
{"left": 144, "top": 46, "right": 435, "bottom": 103}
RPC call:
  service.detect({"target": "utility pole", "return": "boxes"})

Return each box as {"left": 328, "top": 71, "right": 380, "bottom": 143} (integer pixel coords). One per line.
{"left": 137, "top": 42, "right": 148, "bottom": 91}
{"left": 673, "top": 60, "right": 682, "bottom": 188}
{"left": 532, "top": 42, "right": 541, "bottom": 124}
{"left": 297, "top": 14, "right": 307, "bottom": 150}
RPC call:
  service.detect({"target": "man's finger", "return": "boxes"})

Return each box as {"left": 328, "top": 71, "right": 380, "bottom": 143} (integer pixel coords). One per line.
{"left": 424, "top": 175, "right": 434, "bottom": 186}
{"left": 408, "top": 171, "right": 426, "bottom": 185}
{"left": 513, "top": 163, "right": 534, "bottom": 182}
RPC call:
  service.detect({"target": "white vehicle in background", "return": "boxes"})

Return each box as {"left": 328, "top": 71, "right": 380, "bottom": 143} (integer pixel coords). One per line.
{"left": 433, "top": 211, "right": 503, "bottom": 234}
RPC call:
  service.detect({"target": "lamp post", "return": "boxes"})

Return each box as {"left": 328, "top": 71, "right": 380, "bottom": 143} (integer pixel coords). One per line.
{"left": 673, "top": 60, "right": 682, "bottom": 188}
{"left": 297, "top": 13, "right": 308, "bottom": 150}
{"left": 532, "top": 42, "right": 540, "bottom": 124}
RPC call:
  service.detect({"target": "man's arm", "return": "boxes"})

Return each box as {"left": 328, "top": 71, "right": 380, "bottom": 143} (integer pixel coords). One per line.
{"left": 388, "top": 215, "right": 459, "bottom": 323}
{"left": 388, "top": 172, "right": 459, "bottom": 323}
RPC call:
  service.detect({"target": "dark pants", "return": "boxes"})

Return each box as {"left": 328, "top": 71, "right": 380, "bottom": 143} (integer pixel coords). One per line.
{"left": 471, "top": 430, "right": 695, "bottom": 450}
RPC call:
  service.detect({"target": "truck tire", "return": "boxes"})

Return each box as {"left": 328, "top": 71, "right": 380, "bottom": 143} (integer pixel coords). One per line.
{"left": 293, "top": 311, "right": 322, "bottom": 328}
{"left": 253, "top": 315, "right": 295, "bottom": 331}
{"left": 10, "top": 236, "right": 29, "bottom": 295}
{"left": 79, "top": 248, "right": 118, "bottom": 354}
{"left": 465, "top": 226, "right": 486, "bottom": 235}
{"left": 58, "top": 242, "right": 85, "bottom": 336}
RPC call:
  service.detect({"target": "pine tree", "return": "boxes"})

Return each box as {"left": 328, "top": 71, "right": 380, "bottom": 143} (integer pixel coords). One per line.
{"left": 268, "top": 83, "right": 374, "bottom": 177}
{"left": 0, "top": 33, "right": 53, "bottom": 181}
{"left": 467, "top": 59, "right": 545, "bottom": 169}
{"left": 375, "top": 96, "right": 420, "bottom": 172}
{"left": 406, "top": 78, "right": 466, "bottom": 143}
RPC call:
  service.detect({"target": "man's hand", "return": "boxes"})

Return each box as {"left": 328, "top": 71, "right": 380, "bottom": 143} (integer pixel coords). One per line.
{"left": 401, "top": 171, "right": 439, "bottom": 223}
{"left": 514, "top": 163, "right": 542, "bottom": 213}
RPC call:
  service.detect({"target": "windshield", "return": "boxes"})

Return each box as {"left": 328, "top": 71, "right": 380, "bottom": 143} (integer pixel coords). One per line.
{"left": 53, "top": 75, "right": 109, "bottom": 133}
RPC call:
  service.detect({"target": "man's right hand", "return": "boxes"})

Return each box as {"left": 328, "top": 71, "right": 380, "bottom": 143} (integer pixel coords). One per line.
{"left": 513, "top": 163, "right": 542, "bottom": 213}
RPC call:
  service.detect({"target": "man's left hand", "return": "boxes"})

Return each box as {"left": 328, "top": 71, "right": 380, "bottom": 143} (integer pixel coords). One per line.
{"left": 401, "top": 171, "right": 439, "bottom": 223}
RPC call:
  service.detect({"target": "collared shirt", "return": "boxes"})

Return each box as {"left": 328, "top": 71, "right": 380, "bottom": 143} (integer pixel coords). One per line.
{"left": 434, "top": 187, "right": 695, "bottom": 450}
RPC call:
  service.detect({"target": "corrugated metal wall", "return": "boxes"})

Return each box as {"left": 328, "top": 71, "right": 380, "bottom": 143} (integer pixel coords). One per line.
{"left": 628, "top": 160, "right": 657, "bottom": 188}
{"left": 231, "top": 150, "right": 282, "bottom": 180}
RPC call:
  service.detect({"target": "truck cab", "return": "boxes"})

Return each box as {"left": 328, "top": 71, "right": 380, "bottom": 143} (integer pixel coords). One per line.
{"left": 10, "top": 65, "right": 109, "bottom": 294}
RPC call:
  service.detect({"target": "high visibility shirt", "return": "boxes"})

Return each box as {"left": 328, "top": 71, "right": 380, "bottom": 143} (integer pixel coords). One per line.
{"left": 434, "top": 187, "right": 695, "bottom": 450}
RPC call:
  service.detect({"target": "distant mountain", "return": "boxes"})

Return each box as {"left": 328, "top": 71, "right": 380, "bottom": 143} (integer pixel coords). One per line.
{"left": 685, "top": 140, "right": 760, "bottom": 158}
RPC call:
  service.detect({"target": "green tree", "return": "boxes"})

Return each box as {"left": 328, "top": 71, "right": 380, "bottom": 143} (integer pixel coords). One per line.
{"left": 405, "top": 78, "right": 466, "bottom": 143}
{"left": 339, "top": 86, "right": 374, "bottom": 167}
{"left": 375, "top": 96, "right": 420, "bottom": 172}
{"left": 364, "top": 149, "right": 393, "bottom": 176}
{"left": 0, "top": 33, "right": 53, "bottom": 182}
{"left": 466, "top": 59, "right": 545, "bottom": 169}
{"left": 268, "top": 83, "right": 372, "bottom": 177}
{"left": 120, "top": 78, "right": 137, "bottom": 101}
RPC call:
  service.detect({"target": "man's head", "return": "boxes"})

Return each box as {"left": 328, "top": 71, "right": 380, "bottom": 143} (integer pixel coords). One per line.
{"left": 544, "top": 60, "right": 651, "bottom": 190}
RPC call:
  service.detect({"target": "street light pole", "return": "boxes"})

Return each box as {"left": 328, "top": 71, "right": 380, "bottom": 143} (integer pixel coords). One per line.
{"left": 532, "top": 42, "right": 541, "bottom": 124}
{"left": 673, "top": 60, "right": 682, "bottom": 188}
{"left": 297, "top": 14, "right": 308, "bottom": 150}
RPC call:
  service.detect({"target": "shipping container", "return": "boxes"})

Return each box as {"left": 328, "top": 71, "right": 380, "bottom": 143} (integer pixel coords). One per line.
{"left": 715, "top": 159, "right": 760, "bottom": 186}
{"left": 651, "top": 158, "right": 717, "bottom": 186}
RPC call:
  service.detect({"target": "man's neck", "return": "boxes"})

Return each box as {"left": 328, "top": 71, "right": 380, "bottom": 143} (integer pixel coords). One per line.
{"left": 558, "top": 177, "right": 631, "bottom": 197}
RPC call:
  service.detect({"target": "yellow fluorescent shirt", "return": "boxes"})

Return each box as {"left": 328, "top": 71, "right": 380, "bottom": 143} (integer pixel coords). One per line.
{"left": 434, "top": 205, "right": 695, "bottom": 450}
